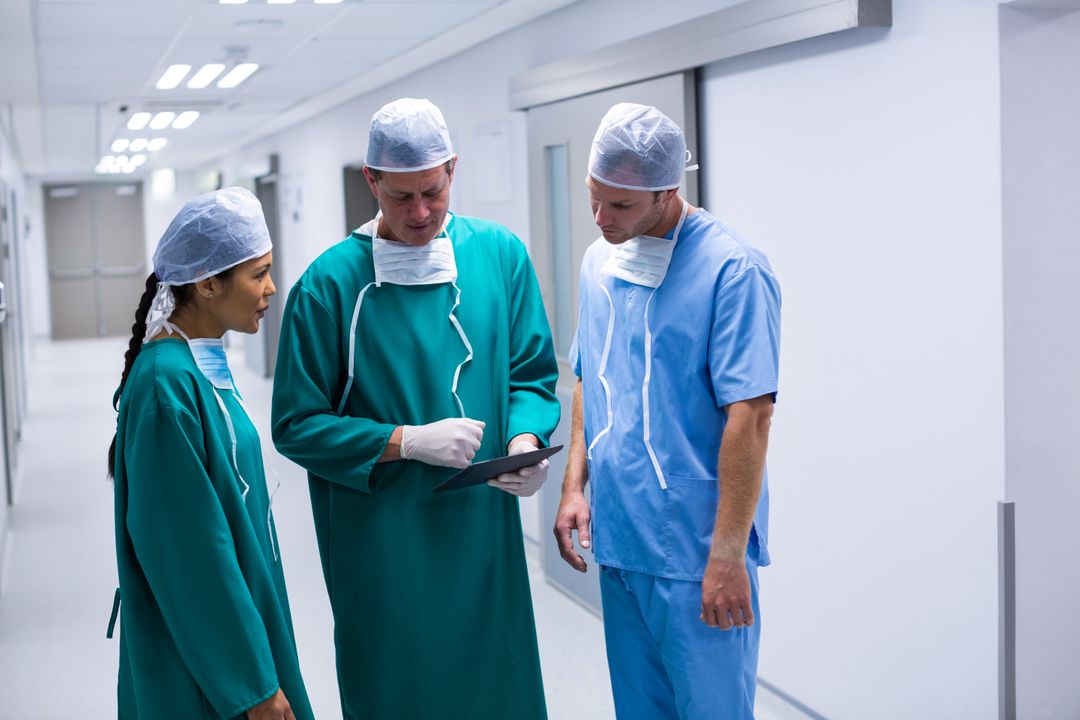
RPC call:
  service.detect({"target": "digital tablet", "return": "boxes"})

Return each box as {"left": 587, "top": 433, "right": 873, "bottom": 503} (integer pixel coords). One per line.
{"left": 432, "top": 445, "right": 564, "bottom": 494}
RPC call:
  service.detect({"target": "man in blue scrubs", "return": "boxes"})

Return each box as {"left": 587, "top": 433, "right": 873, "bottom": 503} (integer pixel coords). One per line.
{"left": 553, "top": 103, "right": 781, "bottom": 719}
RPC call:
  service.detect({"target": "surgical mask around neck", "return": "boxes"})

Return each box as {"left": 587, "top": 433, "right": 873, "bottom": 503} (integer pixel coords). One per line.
{"left": 187, "top": 337, "right": 234, "bottom": 390}
{"left": 600, "top": 200, "right": 689, "bottom": 289}
{"left": 365, "top": 213, "right": 457, "bottom": 287}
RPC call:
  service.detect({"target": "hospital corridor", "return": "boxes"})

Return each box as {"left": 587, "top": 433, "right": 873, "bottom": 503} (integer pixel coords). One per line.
{"left": 1, "top": 1, "right": 1079, "bottom": 719}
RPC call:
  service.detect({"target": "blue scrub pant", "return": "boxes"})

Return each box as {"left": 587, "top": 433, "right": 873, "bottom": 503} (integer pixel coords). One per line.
{"left": 599, "top": 562, "right": 760, "bottom": 720}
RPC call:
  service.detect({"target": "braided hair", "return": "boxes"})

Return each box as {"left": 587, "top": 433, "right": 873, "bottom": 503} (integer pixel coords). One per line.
{"left": 107, "top": 273, "right": 158, "bottom": 478}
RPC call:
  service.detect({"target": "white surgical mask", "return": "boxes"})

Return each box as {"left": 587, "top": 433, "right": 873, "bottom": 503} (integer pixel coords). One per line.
{"left": 187, "top": 337, "right": 234, "bottom": 390}
{"left": 600, "top": 200, "right": 688, "bottom": 289}
{"left": 363, "top": 213, "right": 457, "bottom": 287}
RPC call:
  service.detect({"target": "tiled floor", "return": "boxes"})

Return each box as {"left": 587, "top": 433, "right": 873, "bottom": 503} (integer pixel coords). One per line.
{"left": 0, "top": 337, "right": 806, "bottom": 720}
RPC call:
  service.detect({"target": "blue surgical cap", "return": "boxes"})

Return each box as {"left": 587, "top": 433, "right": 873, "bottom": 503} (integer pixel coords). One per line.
{"left": 589, "top": 103, "right": 689, "bottom": 192}
{"left": 153, "top": 186, "right": 272, "bottom": 285}
{"left": 365, "top": 98, "right": 455, "bottom": 173}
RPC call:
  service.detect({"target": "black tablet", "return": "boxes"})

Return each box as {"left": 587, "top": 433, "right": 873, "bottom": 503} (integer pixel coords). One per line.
{"left": 432, "top": 445, "right": 564, "bottom": 494}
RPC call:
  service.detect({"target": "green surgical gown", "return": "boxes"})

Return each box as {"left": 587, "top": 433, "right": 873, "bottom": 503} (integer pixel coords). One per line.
{"left": 271, "top": 215, "right": 560, "bottom": 720}
{"left": 113, "top": 338, "right": 313, "bottom": 720}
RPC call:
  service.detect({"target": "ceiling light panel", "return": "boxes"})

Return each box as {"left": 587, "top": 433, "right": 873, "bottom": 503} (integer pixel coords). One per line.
{"left": 172, "top": 111, "right": 200, "bottom": 130}
{"left": 217, "top": 63, "right": 260, "bottom": 88}
{"left": 128, "top": 138, "right": 148, "bottom": 152}
{"left": 156, "top": 64, "right": 191, "bottom": 90}
{"left": 149, "top": 112, "right": 176, "bottom": 130}
{"left": 127, "top": 112, "right": 152, "bottom": 130}
{"left": 110, "top": 139, "right": 129, "bottom": 153}
{"left": 147, "top": 138, "right": 168, "bottom": 152}
{"left": 187, "top": 64, "right": 226, "bottom": 89}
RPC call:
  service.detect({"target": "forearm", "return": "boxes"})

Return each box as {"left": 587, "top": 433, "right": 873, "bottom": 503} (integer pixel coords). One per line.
{"left": 561, "top": 381, "right": 588, "bottom": 495}
{"left": 378, "top": 426, "right": 403, "bottom": 463}
{"left": 711, "top": 397, "right": 772, "bottom": 557}
{"left": 272, "top": 411, "right": 396, "bottom": 492}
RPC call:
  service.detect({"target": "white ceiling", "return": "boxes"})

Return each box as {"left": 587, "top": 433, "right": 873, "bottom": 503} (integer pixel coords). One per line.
{"left": 0, "top": 0, "right": 580, "bottom": 179}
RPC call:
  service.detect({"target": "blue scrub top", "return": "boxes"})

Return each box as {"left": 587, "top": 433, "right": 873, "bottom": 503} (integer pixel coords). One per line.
{"left": 570, "top": 208, "right": 780, "bottom": 581}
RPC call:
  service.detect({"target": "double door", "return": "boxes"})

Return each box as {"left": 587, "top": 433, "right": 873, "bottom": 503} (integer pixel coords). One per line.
{"left": 43, "top": 183, "right": 147, "bottom": 339}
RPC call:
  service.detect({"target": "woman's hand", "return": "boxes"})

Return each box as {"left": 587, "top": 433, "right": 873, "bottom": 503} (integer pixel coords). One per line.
{"left": 247, "top": 689, "right": 295, "bottom": 720}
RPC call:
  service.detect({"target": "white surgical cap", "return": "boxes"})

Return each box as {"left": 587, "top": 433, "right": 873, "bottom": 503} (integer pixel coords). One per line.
{"left": 365, "top": 98, "right": 454, "bottom": 173}
{"left": 588, "top": 103, "right": 691, "bottom": 192}
{"left": 144, "top": 186, "right": 272, "bottom": 341}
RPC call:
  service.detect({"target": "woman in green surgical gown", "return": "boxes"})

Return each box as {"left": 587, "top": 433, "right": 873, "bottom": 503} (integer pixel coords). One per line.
{"left": 108, "top": 187, "right": 313, "bottom": 720}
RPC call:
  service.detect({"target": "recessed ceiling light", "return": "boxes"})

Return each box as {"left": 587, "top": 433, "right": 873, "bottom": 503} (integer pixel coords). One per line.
{"left": 147, "top": 138, "right": 168, "bottom": 152}
{"left": 156, "top": 64, "right": 191, "bottom": 90}
{"left": 131, "top": 154, "right": 147, "bottom": 167}
{"left": 172, "top": 111, "right": 200, "bottom": 129}
{"left": 127, "top": 112, "right": 151, "bottom": 130}
{"left": 149, "top": 112, "right": 176, "bottom": 130}
{"left": 187, "top": 64, "right": 226, "bottom": 89}
{"left": 128, "top": 138, "right": 148, "bottom": 152}
{"left": 110, "top": 138, "right": 129, "bottom": 153}
{"left": 217, "top": 63, "right": 259, "bottom": 89}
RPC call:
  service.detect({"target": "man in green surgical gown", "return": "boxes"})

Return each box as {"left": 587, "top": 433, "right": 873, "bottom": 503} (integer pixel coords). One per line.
{"left": 271, "top": 98, "right": 559, "bottom": 720}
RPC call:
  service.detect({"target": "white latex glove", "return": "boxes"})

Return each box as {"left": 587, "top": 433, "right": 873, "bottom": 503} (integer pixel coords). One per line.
{"left": 487, "top": 439, "right": 548, "bottom": 497}
{"left": 400, "top": 418, "right": 485, "bottom": 469}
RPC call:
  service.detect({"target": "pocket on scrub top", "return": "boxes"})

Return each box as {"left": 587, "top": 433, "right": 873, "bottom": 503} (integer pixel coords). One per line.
{"left": 663, "top": 474, "right": 719, "bottom": 569}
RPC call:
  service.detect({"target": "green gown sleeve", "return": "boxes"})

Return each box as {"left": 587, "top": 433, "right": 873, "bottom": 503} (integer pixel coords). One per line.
{"left": 271, "top": 282, "right": 396, "bottom": 492}
{"left": 125, "top": 406, "right": 279, "bottom": 718}
{"left": 505, "top": 243, "right": 561, "bottom": 447}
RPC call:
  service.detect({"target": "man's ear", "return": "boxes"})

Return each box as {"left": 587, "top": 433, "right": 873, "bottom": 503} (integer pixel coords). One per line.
{"left": 362, "top": 167, "right": 380, "bottom": 199}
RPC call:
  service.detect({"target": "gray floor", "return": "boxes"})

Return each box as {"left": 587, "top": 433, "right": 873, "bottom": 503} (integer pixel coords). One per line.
{"left": 0, "top": 337, "right": 803, "bottom": 720}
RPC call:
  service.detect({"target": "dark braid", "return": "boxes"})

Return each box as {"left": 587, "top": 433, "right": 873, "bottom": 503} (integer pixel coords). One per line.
{"left": 107, "top": 272, "right": 159, "bottom": 478}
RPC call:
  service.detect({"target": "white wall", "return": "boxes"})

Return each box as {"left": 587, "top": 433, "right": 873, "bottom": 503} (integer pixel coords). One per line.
{"left": 700, "top": 2, "right": 1004, "bottom": 718}
{"left": 1000, "top": 6, "right": 1080, "bottom": 718}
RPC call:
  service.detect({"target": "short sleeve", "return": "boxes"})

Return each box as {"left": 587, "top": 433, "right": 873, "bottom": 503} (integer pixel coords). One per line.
{"left": 569, "top": 332, "right": 582, "bottom": 378}
{"left": 709, "top": 264, "right": 781, "bottom": 408}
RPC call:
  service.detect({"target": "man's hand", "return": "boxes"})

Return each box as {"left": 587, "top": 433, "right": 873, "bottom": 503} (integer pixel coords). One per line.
{"left": 553, "top": 490, "right": 591, "bottom": 573}
{"left": 246, "top": 689, "right": 295, "bottom": 720}
{"left": 487, "top": 436, "right": 548, "bottom": 497}
{"left": 399, "top": 418, "right": 485, "bottom": 468}
{"left": 700, "top": 550, "right": 754, "bottom": 630}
